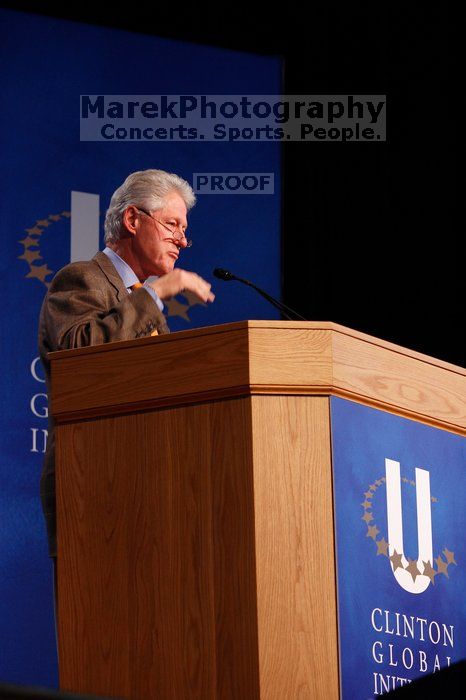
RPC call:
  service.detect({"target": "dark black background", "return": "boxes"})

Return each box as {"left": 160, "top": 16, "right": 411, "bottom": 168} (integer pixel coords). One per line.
{"left": 2, "top": 3, "right": 462, "bottom": 365}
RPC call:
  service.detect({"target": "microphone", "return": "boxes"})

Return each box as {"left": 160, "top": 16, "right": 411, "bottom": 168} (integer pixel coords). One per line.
{"left": 213, "top": 268, "right": 235, "bottom": 281}
{"left": 213, "top": 268, "right": 307, "bottom": 321}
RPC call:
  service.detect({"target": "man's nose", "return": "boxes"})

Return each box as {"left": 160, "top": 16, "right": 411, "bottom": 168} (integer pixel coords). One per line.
{"left": 176, "top": 236, "right": 188, "bottom": 249}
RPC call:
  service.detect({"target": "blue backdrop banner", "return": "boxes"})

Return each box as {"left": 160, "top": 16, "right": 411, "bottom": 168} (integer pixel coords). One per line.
{"left": 330, "top": 397, "right": 466, "bottom": 698}
{"left": 0, "top": 8, "right": 281, "bottom": 687}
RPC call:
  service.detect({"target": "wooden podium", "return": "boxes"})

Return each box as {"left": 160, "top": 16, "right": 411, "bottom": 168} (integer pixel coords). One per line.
{"left": 49, "top": 321, "right": 465, "bottom": 699}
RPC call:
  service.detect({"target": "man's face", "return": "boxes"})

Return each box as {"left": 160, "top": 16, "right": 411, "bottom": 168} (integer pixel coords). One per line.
{"left": 132, "top": 191, "right": 188, "bottom": 277}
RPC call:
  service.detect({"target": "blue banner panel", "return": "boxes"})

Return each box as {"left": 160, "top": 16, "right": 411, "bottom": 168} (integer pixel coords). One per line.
{"left": 330, "top": 397, "right": 466, "bottom": 698}
{"left": 0, "top": 8, "right": 281, "bottom": 688}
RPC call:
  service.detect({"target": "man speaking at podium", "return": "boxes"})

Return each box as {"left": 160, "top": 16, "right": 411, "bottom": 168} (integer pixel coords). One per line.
{"left": 38, "top": 169, "right": 215, "bottom": 561}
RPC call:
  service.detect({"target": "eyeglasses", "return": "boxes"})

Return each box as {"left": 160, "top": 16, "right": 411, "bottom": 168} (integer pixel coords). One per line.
{"left": 136, "top": 207, "right": 192, "bottom": 248}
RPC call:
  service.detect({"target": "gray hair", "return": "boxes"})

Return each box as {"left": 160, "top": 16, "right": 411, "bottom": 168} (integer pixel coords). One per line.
{"left": 104, "top": 169, "right": 196, "bottom": 244}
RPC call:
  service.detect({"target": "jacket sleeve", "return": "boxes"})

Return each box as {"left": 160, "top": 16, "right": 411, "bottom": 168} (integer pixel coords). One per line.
{"left": 40, "top": 262, "right": 169, "bottom": 352}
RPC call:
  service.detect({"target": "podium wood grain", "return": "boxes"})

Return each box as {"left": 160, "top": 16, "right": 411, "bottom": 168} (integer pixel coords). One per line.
{"left": 250, "top": 396, "right": 338, "bottom": 698}
{"left": 57, "top": 396, "right": 338, "bottom": 699}
{"left": 51, "top": 321, "right": 465, "bottom": 434}
{"left": 58, "top": 399, "right": 260, "bottom": 698}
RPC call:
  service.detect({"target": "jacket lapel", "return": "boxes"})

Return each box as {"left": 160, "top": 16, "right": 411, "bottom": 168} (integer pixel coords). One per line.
{"left": 93, "top": 251, "right": 128, "bottom": 302}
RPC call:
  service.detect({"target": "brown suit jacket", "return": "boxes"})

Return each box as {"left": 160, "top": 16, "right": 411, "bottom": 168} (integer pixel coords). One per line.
{"left": 38, "top": 251, "right": 169, "bottom": 556}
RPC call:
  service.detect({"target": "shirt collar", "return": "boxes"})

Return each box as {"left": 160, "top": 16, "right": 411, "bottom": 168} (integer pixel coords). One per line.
{"left": 102, "top": 247, "right": 140, "bottom": 290}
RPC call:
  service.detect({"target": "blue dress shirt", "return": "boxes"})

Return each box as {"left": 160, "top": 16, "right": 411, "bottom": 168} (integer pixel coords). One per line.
{"left": 102, "top": 247, "right": 164, "bottom": 312}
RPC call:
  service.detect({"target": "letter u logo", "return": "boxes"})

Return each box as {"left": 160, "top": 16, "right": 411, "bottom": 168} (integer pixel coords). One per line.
{"left": 385, "top": 459, "right": 433, "bottom": 594}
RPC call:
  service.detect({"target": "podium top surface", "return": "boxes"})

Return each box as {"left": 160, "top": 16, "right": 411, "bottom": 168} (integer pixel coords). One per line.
{"left": 49, "top": 321, "right": 466, "bottom": 434}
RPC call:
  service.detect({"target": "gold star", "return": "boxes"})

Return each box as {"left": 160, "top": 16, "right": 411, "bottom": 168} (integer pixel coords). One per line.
{"left": 402, "top": 477, "right": 409, "bottom": 483}
{"left": 61, "top": 211, "right": 71, "bottom": 218}
{"left": 26, "top": 264, "right": 53, "bottom": 282}
{"left": 48, "top": 214, "right": 61, "bottom": 221}
{"left": 376, "top": 538, "right": 389, "bottom": 556}
{"left": 362, "top": 511, "right": 373, "bottom": 523}
{"left": 361, "top": 500, "right": 372, "bottom": 509}
{"left": 36, "top": 219, "right": 50, "bottom": 227}
{"left": 366, "top": 525, "right": 379, "bottom": 540}
{"left": 369, "top": 484, "right": 377, "bottom": 491}
{"left": 443, "top": 548, "right": 457, "bottom": 565}
{"left": 422, "top": 560, "right": 437, "bottom": 584}
{"left": 406, "top": 558, "right": 420, "bottom": 582}
{"left": 165, "top": 297, "right": 190, "bottom": 321}
{"left": 181, "top": 290, "right": 206, "bottom": 307}
{"left": 390, "top": 550, "right": 404, "bottom": 571}
{"left": 19, "top": 235, "right": 40, "bottom": 248}
{"left": 431, "top": 496, "right": 438, "bottom": 502}
{"left": 364, "top": 491, "right": 373, "bottom": 499}
{"left": 25, "top": 226, "right": 43, "bottom": 235}
{"left": 435, "top": 556, "right": 449, "bottom": 578}
{"left": 18, "top": 249, "right": 42, "bottom": 263}
{"left": 375, "top": 479, "right": 383, "bottom": 486}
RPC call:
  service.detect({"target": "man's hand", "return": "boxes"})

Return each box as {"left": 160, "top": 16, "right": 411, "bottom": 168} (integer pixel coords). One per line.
{"left": 149, "top": 269, "right": 215, "bottom": 304}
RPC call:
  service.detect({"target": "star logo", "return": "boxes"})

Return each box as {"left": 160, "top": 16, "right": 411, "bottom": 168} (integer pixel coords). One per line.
{"left": 435, "top": 556, "right": 449, "bottom": 578}
{"left": 422, "top": 560, "right": 437, "bottom": 584}
{"left": 18, "top": 212, "right": 71, "bottom": 289}
{"left": 390, "top": 550, "right": 403, "bottom": 571}
{"left": 361, "top": 471, "right": 457, "bottom": 589}
{"left": 405, "top": 558, "right": 420, "bottom": 582}
{"left": 443, "top": 548, "right": 457, "bottom": 565}
{"left": 376, "top": 538, "right": 389, "bottom": 557}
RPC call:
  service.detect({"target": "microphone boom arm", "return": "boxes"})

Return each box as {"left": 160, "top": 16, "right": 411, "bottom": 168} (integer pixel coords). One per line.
{"left": 213, "top": 267, "right": 307, "bottom": 321}
{"left": 235, "top": 276, "right": 302, "bottom": 321}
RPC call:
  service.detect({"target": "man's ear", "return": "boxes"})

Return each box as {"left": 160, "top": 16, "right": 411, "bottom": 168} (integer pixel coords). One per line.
{"left": 121, "top": 206, "right": 139, "bottom": 237}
